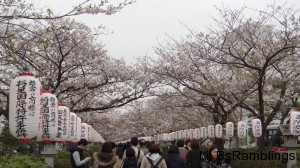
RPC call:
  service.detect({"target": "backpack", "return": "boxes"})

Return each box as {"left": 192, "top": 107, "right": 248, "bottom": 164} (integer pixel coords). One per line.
{"left": 122, "top": 158, "right": 138, "bottom": 168}
{"left": 146, "top": 157, "right": 164, "bottom": 168}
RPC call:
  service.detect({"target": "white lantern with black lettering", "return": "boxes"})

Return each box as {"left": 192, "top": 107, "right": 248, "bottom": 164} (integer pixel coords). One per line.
{"left": 195, "top": 128, "right": 200, "bottom": 139}
{"left": 252, "top": 118, "right": 262, "bottom": 138}
{"left": 37, "top": 90, "right": 58, "bottom": 143}
{"left": 174, "top": 132, "right": 178, "bottom": 140}
{"left": 170, "top": 132, "right": 174, "bottom": 141}
{"left": 207, "top": 125, "right": 215, "bottom": 138}
{"left": 226, "top": 122, "right": 234, "bottom": 138}
{"left": 75, "top": 117, "right": 82, "bottom": 142}
{"left": 55, "top": 104, "right": 70, "bottom": 143}
{"left": 9, "top": 72, "right": 42, "bottom": 143}
{"left": 200, "top": 127, "right": 207, "bottom": 139}
{"left": 81, "top": 123, "right": 89, "bottom": 140}
{"left": 182, "top": 130, "right": 186, "bottom": 139}
{"left": 178, "top": 130, "right": 183, "bottom": 139}
{"left": 68, "top": 110, "right": 77, "bottom": 142}
{"left": 189, "top": 129, "right": 194, "bottom": 139}
{"left": 90, "top": 127, "right": 96, "bottom": 143}
{"left": 237, "top": 121, "right": 247, "bottom": 139}
{"left": 192, "top": 129, "right": 197, "bottom": 139}
{"left": 290, "top": 109, "right": 300, "bottom": 136}
{"left": 87, "top": 124, "right": 92, "bottom": 142}
{"left": 215, "top": 124, "right": 223, "bottom": 138}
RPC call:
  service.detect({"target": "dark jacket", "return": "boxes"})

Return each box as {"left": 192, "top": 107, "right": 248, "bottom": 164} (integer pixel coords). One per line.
{"left": 166, "top": 153, "right": 186, "bottom": 168}
{"left": 69, "top": 145, "right": 85, "bottom": 168}
{"left": 186, "top": 149, "right": 204, "bottom": 168}
{"left": 122, "top": 157, "right": 138, "bottom": 168}
{"left": 93, "top": 152, "right": 118, "bottom": 168}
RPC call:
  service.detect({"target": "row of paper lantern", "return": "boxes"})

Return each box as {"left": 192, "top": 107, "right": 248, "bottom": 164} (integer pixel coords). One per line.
{"left": 148, "top": 121, "right": 250, "bottom": 141}
{"left": 128, "top": 110, "right": 300, "bottom": 142}
{"left": 118, "top": 121, "right": 251, "bottom": 143}
{"left": 118, "top": 109, "right": 300, "bottom": 143}
{"left": 9, "top": 73, "right": 105, "bottom": 143}
{"left": 128, "top": 121, "right": 255, "bottom": 142}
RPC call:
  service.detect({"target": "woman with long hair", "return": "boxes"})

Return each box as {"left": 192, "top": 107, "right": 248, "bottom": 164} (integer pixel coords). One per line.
{"left": 93, "top": 142, "right": 119, "bottom": 168}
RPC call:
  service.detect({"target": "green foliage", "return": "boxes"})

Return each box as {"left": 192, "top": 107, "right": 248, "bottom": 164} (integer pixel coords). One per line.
{"left": 0, "top": 155, "right": 47, "bottom": 168}
{"left": 0, "top": 122, "right": 30, "bottom": 156}
{"left": 54, "top": 150, "right": 71, "bottom": 168}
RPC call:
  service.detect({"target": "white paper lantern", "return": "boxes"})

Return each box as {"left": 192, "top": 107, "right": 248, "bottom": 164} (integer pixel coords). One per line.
{"left": 189, "top": 129, "right": 194, "bottom": 139}
{"left": 178, "top": 130, "right": 183, "bottom": 139}
{"left": 207, "top": 125, "right": 215, "bottom": 138}
{"left": 226, "top": 122, "right": 234, "bottom": 138}
{"left": 215, "top": 124, "right": 223, "bottom": 138}
{"left": 75, "top": 117, "right": 82, "bottom": 142}
{"left": 55, "top": 104, "right": 70, "bottom": 142}
{"left": 172, "top": 132, "right": 175, "bottom": 140}
{"left": 237, "top": 121, "right": 247, "bottom": 139}
{"left": 174, "top": 132, "right": 178, "bottom": 140}
{"left": 68, "top": 111, "right": 77, "bottom": 142}
{"left": 290, "top": 109, "right": 300, "bottom": 136}
{"left": 168, "top": 133, "right": 171, "bottom": 141}
{"left": 165, "top": 133, "right": 168, "bottom": 141}
{"left": 90, "top": 127, "right": 97, "bottom": 143}
{"left": 252, "top": 118, "right": 262, "bottom": 138}
{"left": 9, "top": 73, "right": 42, "bottom": 143}
{"left": 81, "top": 123, "right": 89, "bottom": 140}
{"left": 200, "top": 127, "right": 207, "bottom": 139}
{"left": 195, "top": 128, "right": 200, "bottom": 139}
{"left": 192, "top": 129, "right": 197, "bottom": 139}
{"left": 182, "top": 130, "right": 186, "bottom": 139}
{"left": 37, "top": 91, "right": 58, "bottom": 143}
{"left": 87, "top": 125, "right": 92, "bottom": 142}
{"left": 185, "top": 129, "right": 189, "bottom": 139}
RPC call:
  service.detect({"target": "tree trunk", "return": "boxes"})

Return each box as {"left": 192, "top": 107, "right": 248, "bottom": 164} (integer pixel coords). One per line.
{"left": 256, "top": 124, "right": 267, "bottom": 150}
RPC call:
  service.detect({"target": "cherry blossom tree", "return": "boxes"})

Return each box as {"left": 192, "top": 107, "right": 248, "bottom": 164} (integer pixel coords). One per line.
{"left": 143, "top": 4, "right": 300, "bottom": 150}
{"left": 0, "top": 0, "right": 135, "bottom": 21}
{"left": 0, "top": 18, "right": 157, "bottom": 120}
{"left": 91, "top": 96, "right": 213, "bottom": 142}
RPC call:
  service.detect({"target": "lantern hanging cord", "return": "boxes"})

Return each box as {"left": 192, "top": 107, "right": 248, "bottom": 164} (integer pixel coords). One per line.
{"left": 18, "top": 49, "right": 28, "bottom": 71}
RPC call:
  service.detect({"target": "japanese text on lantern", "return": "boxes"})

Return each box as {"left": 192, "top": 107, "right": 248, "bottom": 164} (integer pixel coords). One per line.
{"left": 293, "top": 114, "right": 300, "bottom": 134}
{"left": 50, "top": 97, "right": 56, "bottom": 127}
{"left": 15, "top": 80, "right": 27, "bottom": 137}
{"left": 255, "top": 121, "right": 261, "bottom": 136}
{"left": 70, "top": 115, "right": 75, "bottom": 137}
{"left": 56, "top": 109, "right": 63, "bottom": 138}
{"left": 28, "top": 80, "right": 37, "bottom": 116}
{"left": 42, "top": 97, "right": 50, "bottom": 139}
{"left": 62, "top": 109, "right": 68, "bottom": 136}
{"left": 81, "top": 125, "right": 85, "bottom": 138}
{"left": 239, "top": 123, "right": 246, "bottom": 138}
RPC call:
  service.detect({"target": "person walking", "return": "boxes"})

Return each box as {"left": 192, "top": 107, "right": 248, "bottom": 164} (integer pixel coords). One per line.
{"left": 69, "top": 139, "right": 91, "bottom": 168}
{"left": 93, "top": 142, "right": 118, "bottom": 168}
{"left": 166, "top": 145, "right": 186, "bottom": 168}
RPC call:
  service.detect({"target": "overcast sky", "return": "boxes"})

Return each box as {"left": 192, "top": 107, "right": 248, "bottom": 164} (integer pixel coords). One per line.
{"left": 38, "top": 0, "right": 300, "bottom": 64}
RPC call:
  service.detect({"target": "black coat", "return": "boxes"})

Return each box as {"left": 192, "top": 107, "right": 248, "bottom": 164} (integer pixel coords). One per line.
{"left": 186, "top": 149, "right": 204, "bottom": 168}
{"left": 166, "top": 153, "right": 186, "bottom": 168}
{"left": 122, "top": 157, "right": 138, "bottom": 168}
{"left": 69, "top": 145, "right": 85, "bottom": 168}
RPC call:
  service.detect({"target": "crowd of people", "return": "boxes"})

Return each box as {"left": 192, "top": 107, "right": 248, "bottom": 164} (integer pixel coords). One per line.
{"left": 70, "top": 137, "right": 231, "bottom": 168}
